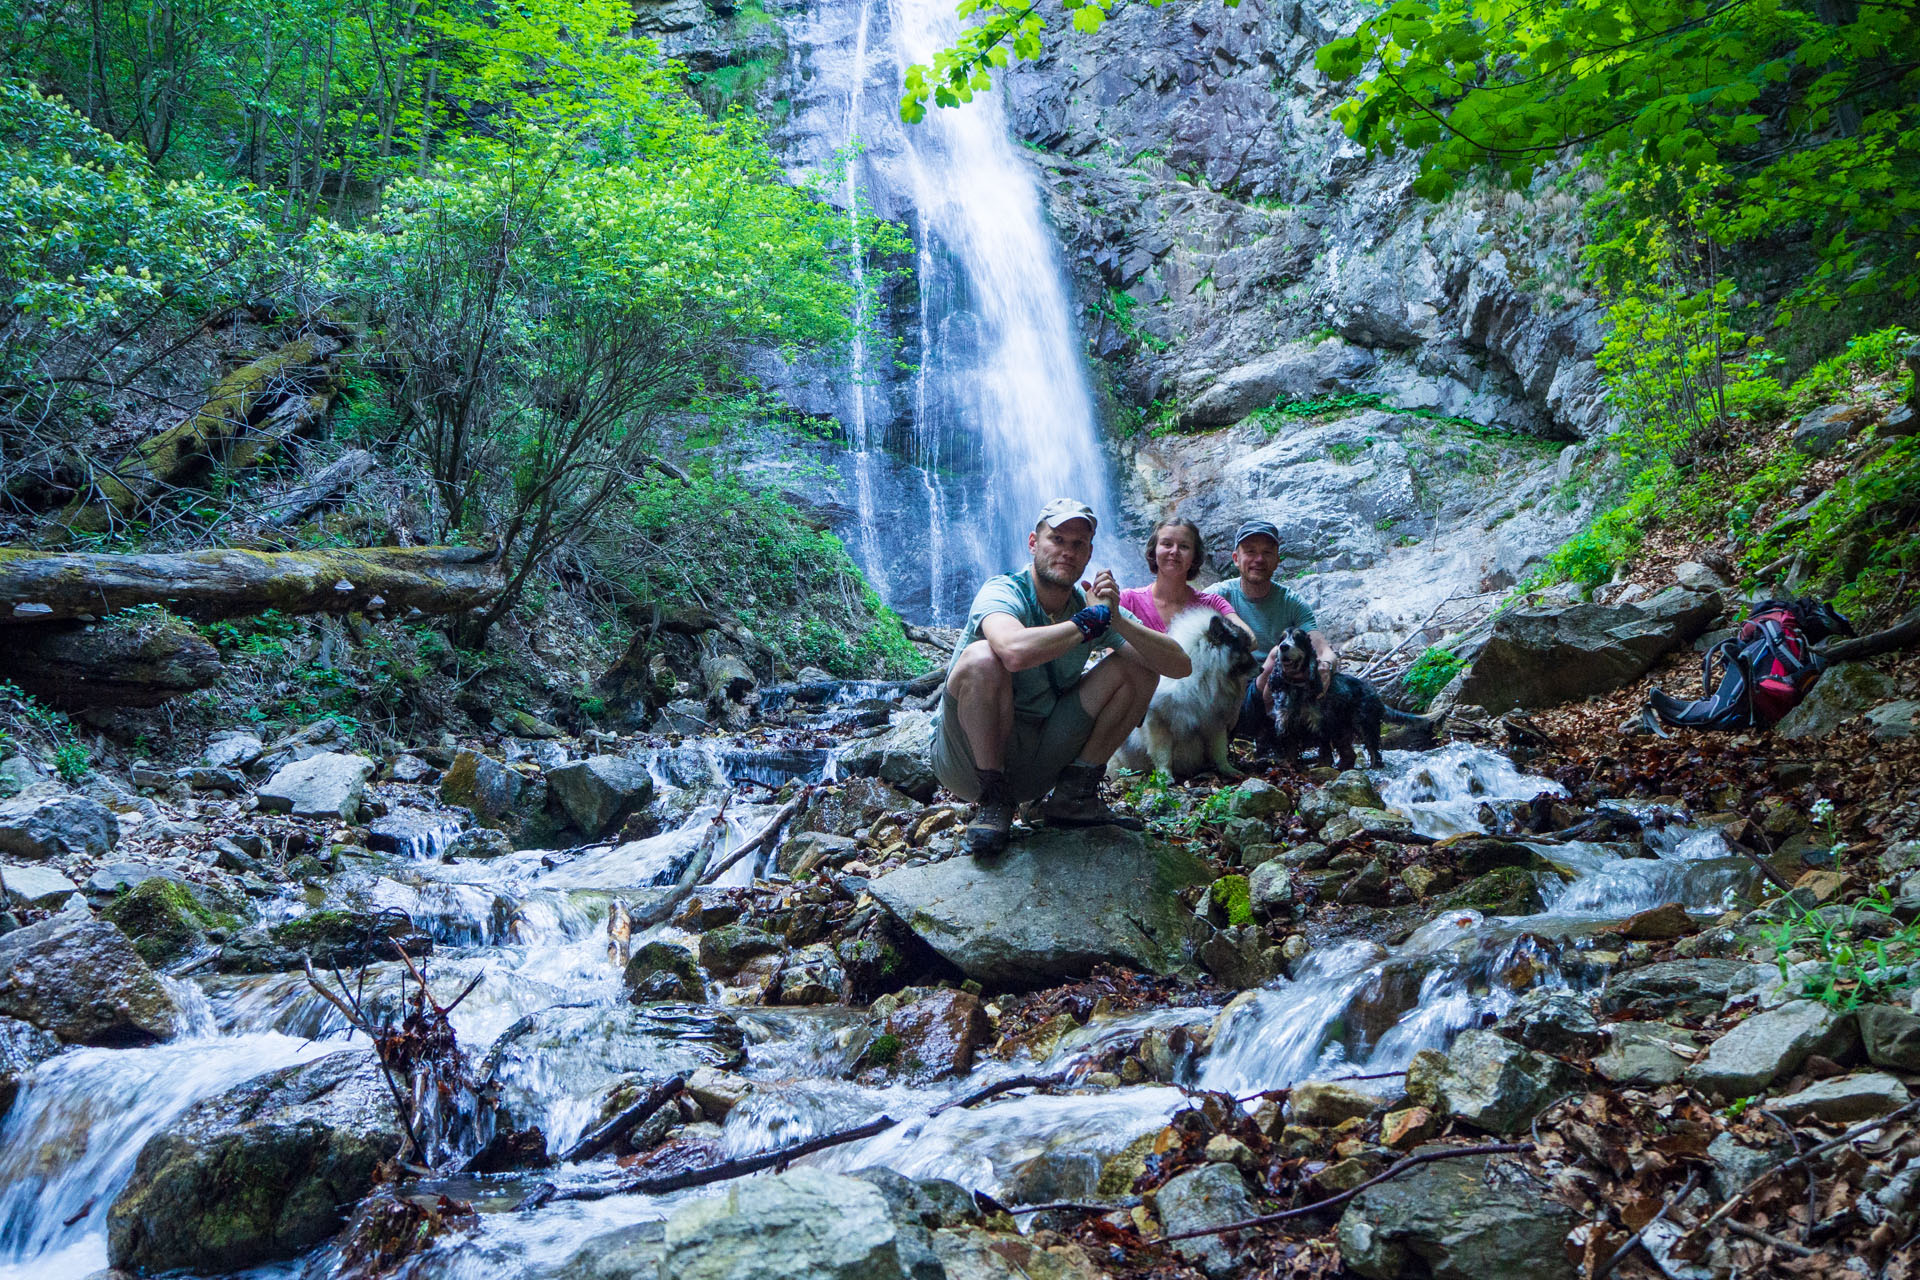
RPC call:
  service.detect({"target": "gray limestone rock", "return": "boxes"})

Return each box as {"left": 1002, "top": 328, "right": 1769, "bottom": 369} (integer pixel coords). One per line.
{"left": 0, "top": 861, "right": 78, "bottom": 908}
{"left": 1866, "top": 700, "right": 1920, "bottom": 741}
{"left": 547, "top": 755, "right": 656, "bottom": 839}
{"left": 659, "top": 1168, "right": 929, "bottom": 1280}
{"left": 257, "top": 752, "right": 374, "bottom": 821}
{"left": 0, "top": 917, "right": 181, "bottom": 1045}
{"left": 1183, "top": 341, "right": 1377, "bottom": 427}
{"left": 1599, "top": 958, "right": 1751, "bottom": 1020}
{"left": 1776, "top": 664, "right": 1899, "bottom": 740}
{"left": 1423, "top": 1028, "right": 1578, "bottom": 1135}
{"left": 1337, "top": 1147, "right": 1577, "bottom": 1280}
{"left": 867, "top": 826, "right": 1209, "bottom": 985}
{"left": 1456, "top": 588, "right": 1720, "bottom": 711}
{"left": 835, "top": 711, "right": 939, "bottom": 802}
{"left": 1862, "top": 1003, "right": 1920, "bottom": 1071}
{"left": 1155, "top": 1163, "right": 1258, "bottom": 1278}
{"left": 0, "top": 1014, "right": 61, "bottom": 1113}
{"left": 202, "top": 731, "right": 264, "bottom": 770}
{"left": 1490, "top": 988, "right": 1604, "bottom": 1056}
{"left": 0, "top": 792, "right": 118, "bottom": 860}
{"left": 1685, "top": 1000, "right": 1860, "bottom": 1099}
{"left": 107, "top": 1050, "right": 401, "bottom": 1274}
{"left": 1592, "top": 1023, "right": 1700, "bottom": 1087}
{"left": 1767, "top": 1072, "right": 1911, "bottom": 1125}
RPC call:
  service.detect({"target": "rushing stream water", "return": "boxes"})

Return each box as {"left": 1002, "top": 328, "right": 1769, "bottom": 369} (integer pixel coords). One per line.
{"left": 0, "top": 732, "right": 1761, "bottom": 1279}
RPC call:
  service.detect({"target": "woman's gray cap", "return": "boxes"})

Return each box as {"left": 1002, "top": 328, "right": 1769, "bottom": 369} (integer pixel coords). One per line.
{"left": 1234, "top": 519, "right": 1282, "bottom": 547}
{"left": 1035, "top": 498, "right": 1098, "bottom": 531}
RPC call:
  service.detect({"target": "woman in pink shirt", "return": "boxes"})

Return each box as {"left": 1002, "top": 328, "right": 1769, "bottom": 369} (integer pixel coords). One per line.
{"left": 1119, "top": 519, "right": 1255, "bottom": 638}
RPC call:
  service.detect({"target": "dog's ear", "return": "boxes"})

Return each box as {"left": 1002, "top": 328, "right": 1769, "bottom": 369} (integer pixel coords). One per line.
{"left": 1207, "top": 614, "right": 1234, "bottom": 644}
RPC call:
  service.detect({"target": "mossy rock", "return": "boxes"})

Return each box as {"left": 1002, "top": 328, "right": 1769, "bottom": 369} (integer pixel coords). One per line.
{"left": 623, "top": 941, "right": 704, "bottom": 1003}
{"left": 697, "top": 925, "right": 784, "bottom": 977}
{"left": 102, "top": 877, "right": 248, "bottom": 967}
{"left": 1435, "top": 865, "right": 1543, "bottom": 916}
{"left": 215, "top": 909, "right": 435, "bottom": 974}
{"left": 1209, "top": 874, "right": 1255, "bottom": 928}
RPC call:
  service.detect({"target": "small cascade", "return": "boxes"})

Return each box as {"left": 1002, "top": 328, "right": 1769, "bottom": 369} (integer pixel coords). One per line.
{"left": 1200, "top": 746, "right": 1762, "bottom": 1096}
{"left": 0, "top": 1034, "right": 317, "bottom": 1279}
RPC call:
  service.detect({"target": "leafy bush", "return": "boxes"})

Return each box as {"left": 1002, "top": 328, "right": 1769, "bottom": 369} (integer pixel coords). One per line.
{"left": 1402, "top": 646, "right": 1465, "bottom": 710}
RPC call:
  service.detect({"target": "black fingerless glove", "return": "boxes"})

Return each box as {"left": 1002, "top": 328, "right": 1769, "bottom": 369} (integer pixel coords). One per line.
{"left": 1071, "top": 604, "right": 1111, "bottom": 641}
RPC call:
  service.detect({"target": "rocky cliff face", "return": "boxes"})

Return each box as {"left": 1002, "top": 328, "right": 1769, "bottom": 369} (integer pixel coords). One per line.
{"left": 650, "top": 0, "right": 1617, "bottom": 646}
{"left": 992, "top": 0, "right": 1613, "bottom": 645}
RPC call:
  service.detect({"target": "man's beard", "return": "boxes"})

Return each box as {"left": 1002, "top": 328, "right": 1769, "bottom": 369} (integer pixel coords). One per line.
{"left": 1033, "top": 559, "right": 1076, "bottom": 589}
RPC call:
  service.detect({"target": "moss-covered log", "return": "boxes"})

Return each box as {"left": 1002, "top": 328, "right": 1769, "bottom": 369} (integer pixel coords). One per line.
{"left": 54, "top": 336, "right": 342, "bottom": 536}
{"left": 1, "top": 545, "right": 499, "bottom": 625}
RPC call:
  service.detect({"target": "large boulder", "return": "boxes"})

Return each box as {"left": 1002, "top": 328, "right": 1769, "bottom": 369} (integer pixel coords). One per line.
{"left": 0, "top": 1014, "right": 61, "bottom": 1113}
{"left": 1685, "top": 1000, "right": 1859, "bottom": 1099}
{"left": 1455, "top": 588, "right": 1720, "bottom": 711}
{"left": 1408, "top": 1029, "right": 1577, "bottom": 1135}
{"left": 107, "top": 1049, "right": 402, "bottom": 1274}
{"left": 624, "top": 940, "right": 705, "bottom": 1003}
{"left": 102, "top": 875, "right": 248, "bottom": 966}
{"left": 793, "top": 776, "right": 915, "bottom": 839}
{"left": 478, "top": 1004, "right": 746, "bottom": 1136}
{"left": 1337, "top": 1147, "right": 1577, "bottom": 1279}
{"left": 0, "top": 917, "right": 182, "bottom": 1045}
{"left": 215, "top": 908, "right": 434, "bottom": 974}
{"left": 867, "top": 826, "right": 1209, "bottom": 986}
{"left": 547, "top": 755, "right": 656, "bottom": 839}
{"left": 257, "top": 752, "right": 374, "bottom": 821}
{"left": 0, "top": 792, "right": 118, "bottom": 859}
{"left": 836, "top": 711, "right": 940, "bottom": 802}
{"left": 658, "top": 1167, "right": 928, "bottom": 1280}
{"left": 1775, "top": 663, "right": 1899, "bottom": 741}
{"left": 438, "top": 750, "right": 524, "bottom": 827}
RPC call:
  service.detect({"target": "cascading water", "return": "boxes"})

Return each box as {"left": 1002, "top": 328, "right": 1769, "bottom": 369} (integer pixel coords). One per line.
{"left": 782, "top": 0, "right": 1122, "bottom": 622}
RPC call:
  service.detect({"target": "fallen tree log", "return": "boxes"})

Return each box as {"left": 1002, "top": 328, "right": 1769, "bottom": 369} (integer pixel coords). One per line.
{"left": 1, "top": 545, "right": 500, "bottom": 624}
{"left": 262, "top": 449, "right": 377, "bottom": 528}
{"left": 1819, "top": 606, "right": 1920, "bottom": 664}
{"left": 53, "top": 335, "right": 342, "bottom": 536}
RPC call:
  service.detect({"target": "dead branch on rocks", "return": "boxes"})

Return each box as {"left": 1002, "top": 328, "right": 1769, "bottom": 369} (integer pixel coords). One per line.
{"left": 558, "top": 1074, "right": 687, "bottom": 1165}
{"left": 930, "top": 1072, "right": 1067, "bottom": 1117}
{"left": 1158, "top": 1142, "right": 1532, "bottom": 1241}
{"left": 699, "top": 786, "right": 812, "bottom": 885}
{"left": 629, "top": 793, "right": 733, "bottom": 932}
{"left": 1595, "top": 1169, "right": 1702, "bottom": 1280}
{"left": 1819, "top": 606, "right": 1920, "bottom": 663}
{"left": 263, "top": 448, "right": 377, "bottom": 527}
{"left": 1696, "top": 1099, "right": 1920, "bottom": 1236}
{"left": 302, "top": 937, "right": 489, "bottom": 1173}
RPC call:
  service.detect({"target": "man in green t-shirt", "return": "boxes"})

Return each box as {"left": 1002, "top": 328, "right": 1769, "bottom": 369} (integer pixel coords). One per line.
{"left": 932, "top": 498, "right": 1194, "bottom": 858}
{"left": 1212, "top": 520, "right": 1337, "bottom": 733}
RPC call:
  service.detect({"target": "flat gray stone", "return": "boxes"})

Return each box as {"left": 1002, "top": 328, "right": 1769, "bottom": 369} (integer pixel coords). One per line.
{"left": 1423, "top": 1028, "right": 1577, "bottom": 1135}
{"left": 1456, "top": 588, "right": 1720, "bottom": 711}
{"left": 257, "top": 752, "right": 374, "bottom": 821}
{"left": 0, "top": 792, "right": 118, "bottom": 859}
{"left": 1862, "top": 1003, "right": 1920, "bottom": 1071}
{"left": 1592, "top": 1023, "right": 1700, "bottom": 1087}
{"left": 1767, "top": 1072, "right": 1910, "bottom": 1125}
{"left": 1600, "top": 958, "right": 1750, "bottom": 1019}
{"left": 202, "top": 732, "right": 264, "bottom": 770}
{"left": 1867, "top": 700, "right": 1920, "bottom": 741}
{"left": 868, "top": 826, "right": 1209, "bottom": 985}
{"left": 1, "top": 862, "right": 78, "bottom": 907}
{"left": 659, "top": 1167, "right": 918, "bottom": 1280}
{"left": 1686, "top": 1000, "right": 1859, "bottom": 1099}
{"left": 546, "top": 755, "right": 655, "bottom": 839}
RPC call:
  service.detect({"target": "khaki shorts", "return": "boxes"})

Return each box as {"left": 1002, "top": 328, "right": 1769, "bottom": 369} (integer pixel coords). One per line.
{"left": 931, "top": 689, "right": 1095, "bottom": 803}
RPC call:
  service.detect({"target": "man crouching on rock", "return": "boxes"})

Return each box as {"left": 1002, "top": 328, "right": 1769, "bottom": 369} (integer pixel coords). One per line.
{"left": 932, "top": 498, "right": 1193, "bottom": 859}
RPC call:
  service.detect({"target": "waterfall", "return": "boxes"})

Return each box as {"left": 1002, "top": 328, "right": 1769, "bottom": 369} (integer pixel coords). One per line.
{"left": 786, "top": 0, "right": 1121, "bottom": 623}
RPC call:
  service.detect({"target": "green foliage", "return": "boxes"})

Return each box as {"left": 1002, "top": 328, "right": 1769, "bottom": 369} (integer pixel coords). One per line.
{"left": 1746, "top": 434, "right": 1920, "bottom": 618}
{"left": 51, "top": 741, "right": 90, "bottom": 783}
{"left": 1762, "top": 891, "right": 1920, "bottom": 1011}
{"left": 617, "top": 472, "right": 926, "bottom": 679}
{"left": 1401, "top": 646, "right": 1465, "bottom": 710}
{"left": 1096, "top": 287, "right": 1171, "bottom": 354}
{"left": 865, "top": 1031, "right": 903, "bottom": 1065}
{"left": 1313, "top": 0, "right": 1920, "bottom": 312}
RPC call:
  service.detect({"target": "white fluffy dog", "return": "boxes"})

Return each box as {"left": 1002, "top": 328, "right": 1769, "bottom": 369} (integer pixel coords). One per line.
{"left": 1111, "top": 609, "right": 1261, "bottom": 780}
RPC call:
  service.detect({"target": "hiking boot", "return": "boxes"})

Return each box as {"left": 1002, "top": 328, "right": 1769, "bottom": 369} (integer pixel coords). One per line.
{"left": 964, "top": 769, "right": 1014, "bottom": 859}
{"left": 1041, "top": 761, "right": 1144, "bottom": 830}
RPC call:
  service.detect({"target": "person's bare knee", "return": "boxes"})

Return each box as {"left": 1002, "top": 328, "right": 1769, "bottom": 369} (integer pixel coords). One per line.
{"left": 949, "top": 641, "right": 1009, "bottom": 693}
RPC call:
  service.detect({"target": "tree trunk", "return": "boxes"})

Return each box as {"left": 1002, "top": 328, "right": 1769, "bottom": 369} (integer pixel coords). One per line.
{"left": 1, "top": 545, "right": 500, "bottom": 625}
{"left": 52, "top": 336, "right": 342, "bottom": 537}
{"left": 262, "top": 449, "right": 378, "bottom": 528}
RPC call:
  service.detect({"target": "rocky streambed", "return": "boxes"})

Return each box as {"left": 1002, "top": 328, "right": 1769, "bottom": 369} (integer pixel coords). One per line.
{"left": 0, "top": 677, "right": 1910, "bottom": 1279}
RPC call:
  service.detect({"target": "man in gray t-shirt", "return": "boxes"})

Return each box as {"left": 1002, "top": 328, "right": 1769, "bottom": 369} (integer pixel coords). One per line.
{"left": 932, "top": 498, "right": 1193, "bottom": 858}
{"left": 1215, "top": 520, "right": 1337, "bottom": 733}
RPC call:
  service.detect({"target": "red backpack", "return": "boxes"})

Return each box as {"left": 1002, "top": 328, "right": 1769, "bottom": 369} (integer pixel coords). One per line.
{"left": 1647, "top": 598, "right": 1853, "bottom": 732}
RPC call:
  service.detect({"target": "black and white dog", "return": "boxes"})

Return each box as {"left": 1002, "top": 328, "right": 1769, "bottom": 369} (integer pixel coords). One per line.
{"left": 1265, "top": 627, "right": 1423, "bottom": 769}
